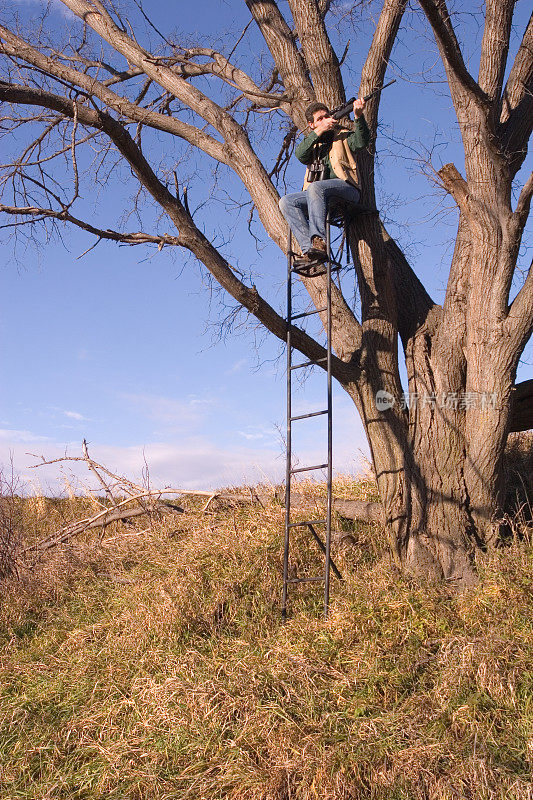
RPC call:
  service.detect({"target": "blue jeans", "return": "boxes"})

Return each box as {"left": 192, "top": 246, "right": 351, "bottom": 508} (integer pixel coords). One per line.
{"left": 278, "top": 179, "right": 361, "bottom": 252}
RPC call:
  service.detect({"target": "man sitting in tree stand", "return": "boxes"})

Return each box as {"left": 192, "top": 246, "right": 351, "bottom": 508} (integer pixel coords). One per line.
{"left": 279, "top": 97, "right": 369, "bottom": 275}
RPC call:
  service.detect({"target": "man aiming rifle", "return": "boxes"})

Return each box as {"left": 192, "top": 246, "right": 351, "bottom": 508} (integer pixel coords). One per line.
{"left": 279, "top": 82, "right": 394, "bottom": 276}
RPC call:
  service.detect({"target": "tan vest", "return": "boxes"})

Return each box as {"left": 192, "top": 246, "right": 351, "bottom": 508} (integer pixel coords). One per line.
{"left": 303, "top": 128, "right": 360, "bottom": 190}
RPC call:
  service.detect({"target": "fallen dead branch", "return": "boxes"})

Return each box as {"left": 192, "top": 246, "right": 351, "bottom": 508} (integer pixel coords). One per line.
{"left": 24, "top": 444, "right": 382, "bottom": 558}
{"left": 23, "top": 490, "right": 185, "bottom": 555}
{"left": 177, "top": 489, "right": 383, "bottom": 523}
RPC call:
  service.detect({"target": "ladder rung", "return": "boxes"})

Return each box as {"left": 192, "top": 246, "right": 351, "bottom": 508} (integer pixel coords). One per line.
{"left": 290, "top": 409, "right": 328, "bottom": 422}
{"left": 290, "top": 306, "right": 327, "bottom": 321}
{"left": 288, "top": 519, "right": 326, "bottom": 529}
{"left": 290, "top": 463, "right": 328, "bottom": 474}
{"left": 291, "top": 357, "right": 327, "bottom": 371}
{"left": 287, "top": 577, "right": 325, "bottom": 584}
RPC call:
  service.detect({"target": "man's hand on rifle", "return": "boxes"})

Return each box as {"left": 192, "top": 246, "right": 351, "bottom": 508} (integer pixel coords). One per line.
{"left": 312, "top": 115, "right": 337, "bottom": 136}
{"left": 309, "top": 97, "right": 367, "bottom": 136}
{"left": 353, "top": 98, "right": 366, "bottom": 118}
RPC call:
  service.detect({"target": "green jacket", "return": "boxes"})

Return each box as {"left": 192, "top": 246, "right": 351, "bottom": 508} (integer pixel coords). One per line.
{"left": 295, "top": 117, "right": 370, "bottom": 183}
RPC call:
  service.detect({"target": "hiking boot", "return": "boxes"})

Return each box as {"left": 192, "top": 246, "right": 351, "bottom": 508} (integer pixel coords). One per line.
{"left": 307, "top": 236, "right": 328, "bottom": 262}
{"left": 311, "top": 235, "right": 327, "bottom": 253}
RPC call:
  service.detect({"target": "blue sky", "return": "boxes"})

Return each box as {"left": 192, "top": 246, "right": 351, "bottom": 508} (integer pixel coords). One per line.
{"left": 1, "top": 0, "right": 531, "bottom": 493}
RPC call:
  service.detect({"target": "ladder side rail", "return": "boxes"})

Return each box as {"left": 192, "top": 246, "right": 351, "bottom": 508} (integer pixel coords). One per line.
{"left": 324, "top": 215, "right": 333, "bottom": 618}
{"left": 282, "top": 230, "right": 293, "bottom": 619}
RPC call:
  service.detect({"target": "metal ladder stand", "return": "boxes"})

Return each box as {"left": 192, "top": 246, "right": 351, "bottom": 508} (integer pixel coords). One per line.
{"left": 282, "top": 212, "right": 348, "bottom": 620}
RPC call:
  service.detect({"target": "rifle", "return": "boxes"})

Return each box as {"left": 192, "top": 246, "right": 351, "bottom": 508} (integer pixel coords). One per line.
{"left": 331, "top": 79, "right": 396, "bottom": 121}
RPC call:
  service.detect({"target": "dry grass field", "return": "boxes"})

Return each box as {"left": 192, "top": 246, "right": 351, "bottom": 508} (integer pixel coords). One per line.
{"left": 0, "top": 465, "right": 532, "bottom": 800}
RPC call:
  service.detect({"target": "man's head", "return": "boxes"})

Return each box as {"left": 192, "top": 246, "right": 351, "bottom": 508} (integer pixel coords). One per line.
{"left": 305, "top": 101, "right": 331, "bottom": 129}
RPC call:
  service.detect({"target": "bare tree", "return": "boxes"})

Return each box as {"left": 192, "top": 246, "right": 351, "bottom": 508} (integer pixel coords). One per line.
{"left": 0, "top": 0, "right": 531, "bottom": 586}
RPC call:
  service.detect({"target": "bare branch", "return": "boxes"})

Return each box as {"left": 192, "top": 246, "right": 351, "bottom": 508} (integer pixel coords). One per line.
{"left": 58, "top": 0, "right": 252, "bottom": 136}
{"left": 417, "top": 0, "right": 488, "bottom": 107}
{"left": 287, "top": 0, "right": 344, "bottom": 107}
{"left": 131, "top": 0, "right": 173, "bottom": 46}
{"left": 515, "top": 170, "right": 533, "bottom": 230}
{"left": 438, "top": 162, "right": 470, "bottom": 212}
{"left": 500, "top": 11, "right": 533, "bottom": 175}
{"left": 478, "top": 0, "right": 515, "bottom": 102}
{"left": 244, "top": 0, "right": 313, "bottom": 128}
{"left": 68, "top": 100, "right": 80, "bottom": 207}
{"left": 175, "top": 47, "right": 289, "bottom": 108}
{"left": 0, "top": 201, "right": 181, "bottom": 248}
{"left": 227, "top": 20, "right": 253, "bottom": 61}
{"left": 501, "top": 11, "right": 533, "bottom": 120}
{"left": 38, "top": 3, "right": 288, "bottom": 245}
{"left": 0, "top": 26, "right": 231, "bottom": 164}
{"left": 82, "top": 438, "right": 120, "bottom": 509}
{"left": 359, "top": 0, "right": 407, "bottom": 136}
{"left": 23, "top": 490, "right": 183, "bottom": 554}
{"left": 268, "top": 123, "right": 297, "bottom": 180}
{"left": 3, "top": 127, "right": 99, "bottom": 171}
{"left": 506, "top": 257, "right": 533, "bottom": 346}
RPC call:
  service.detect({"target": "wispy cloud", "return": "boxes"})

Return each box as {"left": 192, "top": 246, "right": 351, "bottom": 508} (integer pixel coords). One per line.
{"left": 0, "top": 433, "right": 284, "bottom": 494}
{"left": 118, "top": 392, "right": 216, "bottom": 432}
{"left": 49, "top": 407, "right": 91, "bottom": 423}
{"left": 64, "top": 410, "right": 89, "bottom": 422}
{"left": 0, "top": 428, "right": 50, "bottom": 444}
{"left": 238, "top": 431, "right": 265, "bottom": 441}
{"left": 236, "top": 423, "right": 280, "bottom": 443}
{"left": 226, "top": 359, "right": 247, "bottom": 375}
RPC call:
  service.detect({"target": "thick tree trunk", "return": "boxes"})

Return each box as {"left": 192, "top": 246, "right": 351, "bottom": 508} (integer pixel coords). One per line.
{"left": 403, "top": 408, "right": 478, "bottom": 586}
{"left": 358, "top": 372, "right": 481, "bottom": 587}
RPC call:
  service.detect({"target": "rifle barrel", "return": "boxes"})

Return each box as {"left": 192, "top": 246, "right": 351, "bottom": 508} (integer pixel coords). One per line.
{"left": 331, "top": 79, "right": 396, "bottom": 120}
{"left": 363, "top": 79, "right": 396, "bottom": 102}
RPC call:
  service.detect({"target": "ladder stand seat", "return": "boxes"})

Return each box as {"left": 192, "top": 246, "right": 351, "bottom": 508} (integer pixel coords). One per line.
{"left": 326, "top": 200, "right": 379, "bottom": 228}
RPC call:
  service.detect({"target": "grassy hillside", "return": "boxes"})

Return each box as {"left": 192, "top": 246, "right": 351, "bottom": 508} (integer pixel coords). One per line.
{"left": 1, "top": 477, "right": 532, "bottom": 800}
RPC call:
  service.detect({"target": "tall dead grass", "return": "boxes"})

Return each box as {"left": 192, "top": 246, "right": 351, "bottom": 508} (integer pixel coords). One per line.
{"left": 0, "top": 475, "right": 532, "bottom": 800}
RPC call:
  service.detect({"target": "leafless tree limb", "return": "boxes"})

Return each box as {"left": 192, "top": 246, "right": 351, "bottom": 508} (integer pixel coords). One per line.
{"left": 0, "top": 201, "right": 181, "bottom": 247}
{"left": 244, "top": 0, "right": 313, "bottom": 128}
{"left": 499, "top": 11, "right": 533, "bottom": 174}
{"left": 23, "top": 490, "right": 184, "bottom": 555}
{"left": 417, "top": 0, "right": 488, "bottom": 106}
{"left": 0, "top": 26, "right": 231, "bottom": 164}
{"left": 515, "top": 170, "right": 533, "bottom": 231}
{"left": 287, "top": 0, "right": 344, "bottom": 107}
{"left": 501, "top": 10, "right": 533, "bottom": 120}
{"left": 479, "top": 0, "right": 515, "bottom": 102}
{"left": 173, "top": 47, "right": 289, "bottom": 108}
